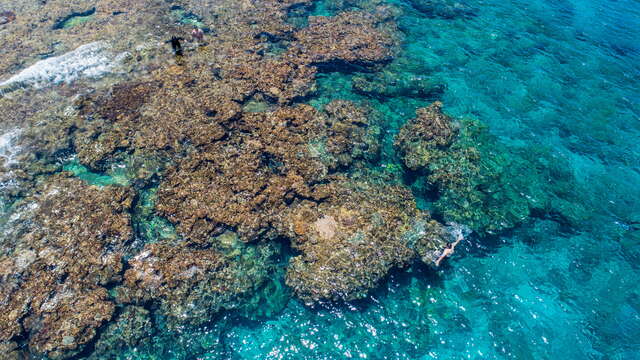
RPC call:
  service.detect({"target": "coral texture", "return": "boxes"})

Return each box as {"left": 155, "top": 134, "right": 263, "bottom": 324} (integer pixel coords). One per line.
{"left": 279, "top": 180, "right": 447, "bottom": 303}
{"left": 0, "top": 176, "right": 133, "bottom": 359}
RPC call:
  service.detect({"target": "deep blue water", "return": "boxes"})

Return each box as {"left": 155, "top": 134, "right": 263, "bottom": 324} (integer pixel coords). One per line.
{"left": 111, "top": 0, "right": 640, "bottom": 359}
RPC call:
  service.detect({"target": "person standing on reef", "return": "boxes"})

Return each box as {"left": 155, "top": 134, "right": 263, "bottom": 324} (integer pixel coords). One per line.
{"left": 435, "top": 232, "right": 464, "bottom": 267}
{"left": 191, "top": 27, "right": 204, "bottom": 43}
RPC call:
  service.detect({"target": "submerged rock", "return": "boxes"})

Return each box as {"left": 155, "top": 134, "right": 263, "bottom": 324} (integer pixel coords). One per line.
{"left": 352, "top": 71, "right": 445, "bottom": 99}
{"left": 117, "top": 237, "right": 279, "bottom": 329}
{"left": 395, "top": 102, "right": 550, "bottom": 234}
{"left": 90, "top": 306, "right": 154, "bottom": 358}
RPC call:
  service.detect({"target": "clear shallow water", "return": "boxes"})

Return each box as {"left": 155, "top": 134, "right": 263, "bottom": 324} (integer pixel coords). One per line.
{"left": 3, "top": 0, "right": 639, "bottom": 359}
{"left": 193, "top": 0, "right": 640, "bottom": 359}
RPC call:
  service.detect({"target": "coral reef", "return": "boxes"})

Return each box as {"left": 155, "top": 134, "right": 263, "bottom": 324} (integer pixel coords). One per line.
{"left": 395, "top": 102, "right": 549, "bottom": 234}
{"left": 0, "top": 175, "right": 133, "bottom": 359}
{"left": 290, "top": 11, "right": 397, "bottom": 69}
{"left": 395, "top": 101, "right": 456, "bottom": 170}
{"left": 279, "top": 180, "right": 447, "bottom": 303}
{"left": 117, "top": 232, "right": 279, "bottom": 329}
{"left": 0, "top": 0, "right": 486, "bottom": 357}
{"left": 155, "top": 102, "right": 380, "bottom": 244}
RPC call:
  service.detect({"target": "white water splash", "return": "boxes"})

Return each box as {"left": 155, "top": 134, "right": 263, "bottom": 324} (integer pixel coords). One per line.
{"left": 0, "top": 41, "right": 126, "bottom": 94}
{"left": 445, "top": 221, "right": 472, "bottom": 241}
{"left": 0, "top": 129, "right": 22, "bottom": 166}
{"left": 0, "top": 129, "right": 22, "bottom": 192}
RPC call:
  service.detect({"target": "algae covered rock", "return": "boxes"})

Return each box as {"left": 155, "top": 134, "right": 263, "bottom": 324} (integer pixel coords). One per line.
{"left": 279, "top": 180, "right": 446, "bottom": 304}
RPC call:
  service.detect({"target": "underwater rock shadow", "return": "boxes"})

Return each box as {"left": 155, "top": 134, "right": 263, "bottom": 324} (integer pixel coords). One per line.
{"left": 406, "top": 0, "right": 478, "bottom": 20}
{"left": 52, "top": 8, "right": 96, "bottom": 30}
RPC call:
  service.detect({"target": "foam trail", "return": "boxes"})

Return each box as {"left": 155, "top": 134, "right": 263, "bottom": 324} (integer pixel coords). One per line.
{"left": 0, "top": 41, "right": 124, "bottom": 94}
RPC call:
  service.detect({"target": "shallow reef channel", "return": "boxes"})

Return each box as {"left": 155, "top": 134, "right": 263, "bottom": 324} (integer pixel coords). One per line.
{"left": 0, "top": 0, "right": 639, "bottom": 359}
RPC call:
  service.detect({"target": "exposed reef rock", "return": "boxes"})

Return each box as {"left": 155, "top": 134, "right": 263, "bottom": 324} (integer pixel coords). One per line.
{"left": 0, "top": 176, "right": 133, "bottom": 359}
{"left": 279, "top": 180, "right": 447, "bottom": 303}
{"left": 0, "top": 41, "right": 125, "bottom": 94}
{"left": 0, "top": 0, "right": 178, "bottom": 77}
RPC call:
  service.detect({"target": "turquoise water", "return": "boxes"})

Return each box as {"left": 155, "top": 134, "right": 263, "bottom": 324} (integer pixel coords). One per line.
{"left": 3, "top": 0, "right": 639, "bottom": 358}
{"left": 112, "top": 0, "right": 640, "bottom": 359}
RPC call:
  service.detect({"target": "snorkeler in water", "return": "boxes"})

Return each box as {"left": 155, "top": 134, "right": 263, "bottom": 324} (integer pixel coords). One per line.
{"left": 435, "top": 233, "right": 464, "bottom": 267}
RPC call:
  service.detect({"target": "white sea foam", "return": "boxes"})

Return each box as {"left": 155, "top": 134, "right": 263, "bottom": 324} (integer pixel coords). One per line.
{"left": 0, "top": 41, "right": 126, "bottom": 94}
{"left": 0, "top": 129, "right": 22, "bottom": 191}
{"left": 0, "top": 129, "right": 22, "bottom": 166}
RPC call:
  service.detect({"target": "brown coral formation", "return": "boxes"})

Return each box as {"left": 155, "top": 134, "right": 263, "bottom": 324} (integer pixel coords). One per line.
{"left": 155, "top": 102, "right": 380, "bottom": 244}
{"left": 290, "top": 11, "right": 397, "bottom": 68}
{"left": 117, "top": 238, "right": 275, "bottom": 328}
{"left": 394, "top": 101, "right": 456, "bottom": 170}
{"left": 322, "top": 100, "right": 382, "bottom": 167}
{"left": 279, "top": 180, "right": 447, "bottom": 303}
{"left": 0, "top": 176, "right": 133, "bottom": 359}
